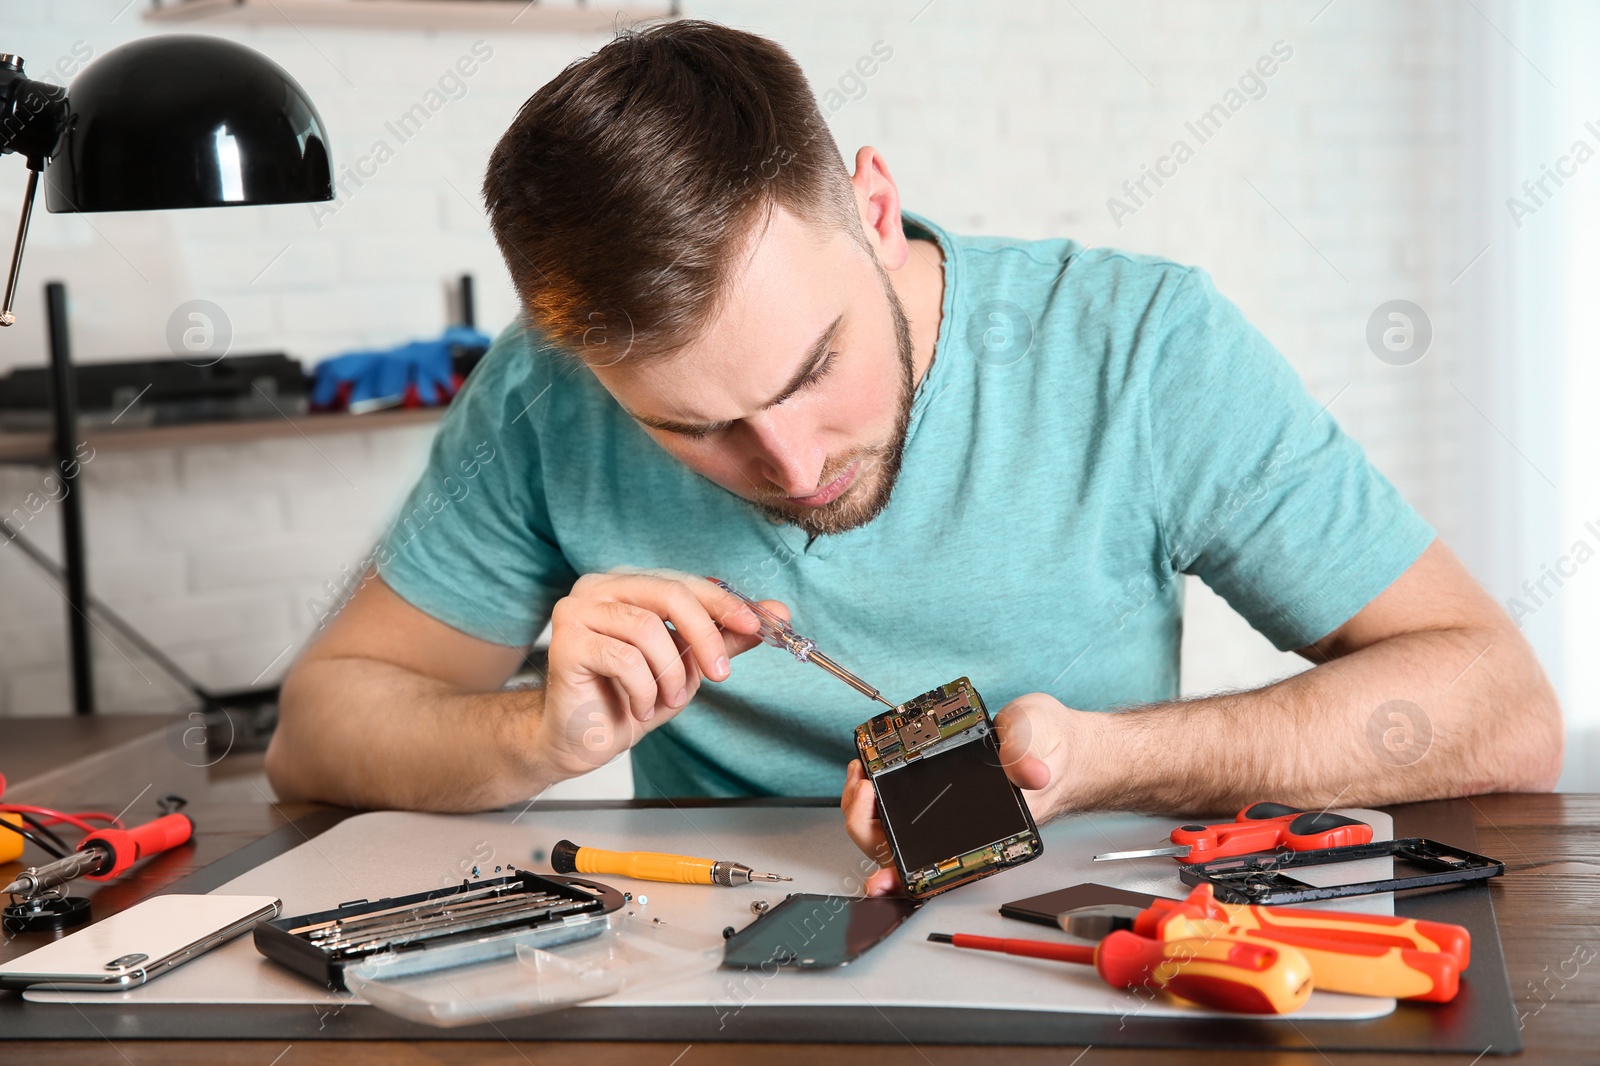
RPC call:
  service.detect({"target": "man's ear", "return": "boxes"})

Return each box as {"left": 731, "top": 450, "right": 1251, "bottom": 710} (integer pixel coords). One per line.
{"left": 850, "top": 146, "right": 909, "bottom": 271}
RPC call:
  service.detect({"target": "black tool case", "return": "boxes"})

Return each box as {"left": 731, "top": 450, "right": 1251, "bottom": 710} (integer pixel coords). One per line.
{"left": 253, "top": 871, "right": 624, "bottom": 991}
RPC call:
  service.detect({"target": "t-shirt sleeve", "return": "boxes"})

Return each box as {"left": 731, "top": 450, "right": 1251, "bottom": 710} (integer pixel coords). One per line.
{"left": 374, "top": 327, "right": 578, "bottom": 647}
{"left": 1143, "top": 268, "right": 1436, "bottom": 650}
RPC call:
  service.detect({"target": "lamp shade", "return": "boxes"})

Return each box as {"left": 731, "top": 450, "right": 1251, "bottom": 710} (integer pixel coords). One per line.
{"left": 44, "top": 35, "right": 333, "bottom": 213}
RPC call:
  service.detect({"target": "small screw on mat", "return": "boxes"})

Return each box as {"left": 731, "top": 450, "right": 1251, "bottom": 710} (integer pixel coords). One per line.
{"left": 750, "top": 900, "right": 770, "bottom": 915}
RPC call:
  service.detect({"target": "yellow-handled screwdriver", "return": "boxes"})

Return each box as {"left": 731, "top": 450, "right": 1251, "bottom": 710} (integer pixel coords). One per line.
{"left": 550, "top": 839, "right": 792, "bottom": 886}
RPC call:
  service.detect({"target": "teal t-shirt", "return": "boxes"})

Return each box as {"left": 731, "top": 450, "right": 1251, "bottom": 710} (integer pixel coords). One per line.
{"left": 375, "top": 212, "right": 1435, "bottom": 799}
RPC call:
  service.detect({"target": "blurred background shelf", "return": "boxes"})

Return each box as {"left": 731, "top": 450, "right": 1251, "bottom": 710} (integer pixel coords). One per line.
{"left": 0, "top": 406, "right": 445, "bottom": 466}
{"left": 141, "top": 0, "right": 677, "bottom": 33}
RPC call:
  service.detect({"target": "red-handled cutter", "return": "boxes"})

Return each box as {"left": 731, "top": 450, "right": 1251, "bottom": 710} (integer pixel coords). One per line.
{"left": 1092, "top": 802, "right": 1373, "bottom": 865}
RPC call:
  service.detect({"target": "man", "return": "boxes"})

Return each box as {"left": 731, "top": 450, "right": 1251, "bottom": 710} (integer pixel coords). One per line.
{"left": 266, "top": 21, "right": 1561, "bottom": 895}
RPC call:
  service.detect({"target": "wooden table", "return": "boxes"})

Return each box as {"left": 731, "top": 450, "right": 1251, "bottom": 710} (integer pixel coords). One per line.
{"left": 3, "top": 715, "right": 1597, "bottom": 1063}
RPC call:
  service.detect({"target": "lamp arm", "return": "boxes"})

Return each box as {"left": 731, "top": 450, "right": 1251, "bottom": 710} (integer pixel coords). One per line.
{"left": 0, "top": 161, "right": 38, "bottom": 327}
{"left": 0, "top": 55, "right": 69, "bottom": 327}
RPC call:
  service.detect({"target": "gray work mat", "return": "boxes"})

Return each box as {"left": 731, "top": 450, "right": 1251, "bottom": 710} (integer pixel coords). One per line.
{"left": 0, "top": 798, "right": 1522, "bottom": 1052}
{"left": 26, "top": 805, "right": 1396, "bottom": 1017}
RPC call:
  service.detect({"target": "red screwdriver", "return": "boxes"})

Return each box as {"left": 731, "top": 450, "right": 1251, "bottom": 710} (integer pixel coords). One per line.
{"left": 1093, "top": 802, "right": 1372, "bottom": 865}
{"left": 1, "top": 810, "right": 195, "bottom": 898}
{"left": 928, "top": 928, "right": 1314, "bottom": 1015}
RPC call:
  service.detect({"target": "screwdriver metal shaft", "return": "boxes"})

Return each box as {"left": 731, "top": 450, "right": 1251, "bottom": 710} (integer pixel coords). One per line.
{"left": 710, "top": 578, "right": 897, "bottom": 709}
{"left": 288, "top": 882, "right": 512, "bottom": 936}
{"left": 306, "top": 892, "right": 566, "bottom": 941}
{"left": 806, "top": 650, "right": 897, "bottom": 709}
{"left": 315, "top": 896, "right": 584, "bottom": 950}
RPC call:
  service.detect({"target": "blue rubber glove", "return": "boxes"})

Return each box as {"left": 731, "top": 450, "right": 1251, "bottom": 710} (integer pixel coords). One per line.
{"left": 311, "top": 327, "right": 490, "bottom": 410}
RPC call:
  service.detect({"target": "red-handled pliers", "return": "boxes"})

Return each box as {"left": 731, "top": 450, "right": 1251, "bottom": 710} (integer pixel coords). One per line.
{"left": 1093, "top": 802, "right": 1373, "bottom": 865}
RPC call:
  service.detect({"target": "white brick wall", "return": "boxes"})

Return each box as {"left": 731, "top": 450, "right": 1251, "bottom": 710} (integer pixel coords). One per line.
{"left": 0, "top": 422, "right": 438, "bottom": 715}
{"left": 0, "top": 2, "right": 1474, "bottom": 736}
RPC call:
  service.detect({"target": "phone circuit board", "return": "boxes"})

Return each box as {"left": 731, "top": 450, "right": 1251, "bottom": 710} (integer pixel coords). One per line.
{"left": 854, "top": 677, "right": 1043, "bottom": 899}
{"left": 855, "top": 676, "right": 984, "bottom": 773}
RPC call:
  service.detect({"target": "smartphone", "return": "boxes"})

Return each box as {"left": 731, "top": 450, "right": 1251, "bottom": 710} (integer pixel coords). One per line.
{"left": 721, "top": 893, "right": 917, "bottom": 970}
{"left": 0, "top": 894, "right": 281, "bottom": 991}
{"left": 854, "top": 677, "right": 1043, "bottom": 899}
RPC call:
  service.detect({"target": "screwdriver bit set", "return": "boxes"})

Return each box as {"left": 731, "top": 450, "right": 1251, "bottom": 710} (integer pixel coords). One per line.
{"left": 253, "top": 870, "right": 625, "bottom": 990}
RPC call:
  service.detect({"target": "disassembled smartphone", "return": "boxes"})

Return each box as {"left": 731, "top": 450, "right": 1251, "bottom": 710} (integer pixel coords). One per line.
{"left": 854, "top": 677, "right": 1043, "bottom": 899}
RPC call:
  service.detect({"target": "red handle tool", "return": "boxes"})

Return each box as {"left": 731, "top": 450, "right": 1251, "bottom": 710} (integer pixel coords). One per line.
{"left": 81, "top": 811, "right": 195, "bottom": 880}
{"left": 1138, "top": 885, "right": 1467, "bottom": 1002}
{"left": 928, "top": 929, "right": 1314, "bottom": 1015}
{"left": 1146, "top": 883, "right": 1471, "bottom": 967}
{"left": 1094, "top": 802, "right": 1373, "bottom": 865}
{"left": 1, "top": 810, "right": 196, "bottom": 899}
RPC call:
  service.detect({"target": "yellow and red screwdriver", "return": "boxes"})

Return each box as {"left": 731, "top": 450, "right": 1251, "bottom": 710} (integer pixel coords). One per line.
{"left": 1060, "top": 883, "right": 1470, "bottom": 1002}
{"left": 1093, "top": 802, "right": 1373, "bottom": 865}
{"left": 927, "top": 927, "right": 1315, "bottom": 1015}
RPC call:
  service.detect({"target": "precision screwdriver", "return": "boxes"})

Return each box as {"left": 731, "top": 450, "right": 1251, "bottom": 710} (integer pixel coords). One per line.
{"left": 709, "top": 577, "right": 896, "bottom": 709}
{"left": 551, "top": 839, "right": 791, "bottom": 887}
{"left": 927, "top": 928, "right": 1314, "bottom": 1015}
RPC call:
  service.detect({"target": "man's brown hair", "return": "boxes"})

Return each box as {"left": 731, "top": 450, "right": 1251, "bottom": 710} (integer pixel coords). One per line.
{"left": 483, "top": 20, "right": 859, "bottom": 364}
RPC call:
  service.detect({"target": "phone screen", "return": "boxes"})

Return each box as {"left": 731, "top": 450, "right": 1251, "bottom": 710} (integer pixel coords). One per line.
{"left": 872, "top": 731, "right": 1034, "bottom": 871}
{"left": 721, "top": 894, "right": 917, "bottom": 970}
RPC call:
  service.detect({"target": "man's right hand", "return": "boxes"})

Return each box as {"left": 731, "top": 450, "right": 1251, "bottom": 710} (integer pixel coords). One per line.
{"left": 535, "top": 569, "right": 786, "bottom": 781}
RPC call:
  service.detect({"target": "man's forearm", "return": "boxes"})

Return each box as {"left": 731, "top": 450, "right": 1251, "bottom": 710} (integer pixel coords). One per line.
{"left": 1052, "top": 624, "right": 1563, "bottom": 818}
{"left": 266, "top": 657, "right": 557, "bottom": 811}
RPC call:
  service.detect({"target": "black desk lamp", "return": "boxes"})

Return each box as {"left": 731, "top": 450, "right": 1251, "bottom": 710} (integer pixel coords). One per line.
{"left": 0, "top": 35, "right": 333, "bottom": 714}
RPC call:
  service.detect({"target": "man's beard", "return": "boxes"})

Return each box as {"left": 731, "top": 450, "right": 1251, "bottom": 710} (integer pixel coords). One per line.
{"left": 748, "top": 263, "right": 917, "bottom": 539}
